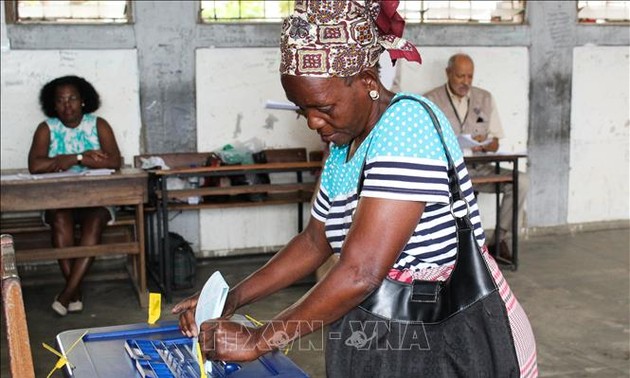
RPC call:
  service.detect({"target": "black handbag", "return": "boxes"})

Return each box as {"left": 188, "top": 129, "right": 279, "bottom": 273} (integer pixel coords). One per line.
{"left": 326, "top": 96, "right": 520, "bottom": 377}
{"left": 358, "top": 96, "right": 497, "bottom": 323}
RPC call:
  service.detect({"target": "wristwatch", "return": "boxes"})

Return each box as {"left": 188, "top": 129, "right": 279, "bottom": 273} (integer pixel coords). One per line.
{"left": 77, "top": 153, "right": 83, "bottom": 165}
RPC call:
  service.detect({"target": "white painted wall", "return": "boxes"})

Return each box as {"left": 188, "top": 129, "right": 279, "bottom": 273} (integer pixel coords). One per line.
{"left": 196, "top": 48, "right": 325, "bottom": 153}
{"left": 196, "top": 48, "right": 322, "bottom": 255}
{"left": 0, "top": 50, "right": 142, "bottom": 169}
{"left": 569, "top": 46, "right": 630, "bottom": 223}
{"left": 1, "top": 44, "right": 625, "bottom": 256}
{"left": 389, "top": 47, "right": 530, "bottom": 231}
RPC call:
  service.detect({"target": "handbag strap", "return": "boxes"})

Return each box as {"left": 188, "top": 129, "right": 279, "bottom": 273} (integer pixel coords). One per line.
{"left": 395, "top": 95, "right": 465, "bottom": 206}
{"left": 359, "top": 95, "right": 468, "bottom": 216}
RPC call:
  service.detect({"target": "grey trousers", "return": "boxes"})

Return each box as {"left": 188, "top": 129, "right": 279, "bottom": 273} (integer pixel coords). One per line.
{"left": 469, "top": 163, "right": 529, "bottom": 242}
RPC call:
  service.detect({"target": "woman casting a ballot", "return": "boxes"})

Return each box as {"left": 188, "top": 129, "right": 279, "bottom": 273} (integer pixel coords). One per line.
{"left": 174, "top": 1, "right": 537, "bottom": 377}
{"left": 28, "top": 75, "right": 121, "bottom": 316}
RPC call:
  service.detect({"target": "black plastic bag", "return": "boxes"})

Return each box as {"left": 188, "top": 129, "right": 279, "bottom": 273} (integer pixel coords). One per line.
{"left": 166, "top": 232, "right": 196, "bottom": 290}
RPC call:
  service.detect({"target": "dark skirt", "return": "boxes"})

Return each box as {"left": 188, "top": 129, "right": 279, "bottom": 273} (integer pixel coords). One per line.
{"left": 325, "top": 292, "right": 520, "bottom": 378}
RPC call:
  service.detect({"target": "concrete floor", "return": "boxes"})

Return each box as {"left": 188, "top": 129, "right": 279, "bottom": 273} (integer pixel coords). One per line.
{"left": 1, "top": 227, "right": 629, "bottom": 377}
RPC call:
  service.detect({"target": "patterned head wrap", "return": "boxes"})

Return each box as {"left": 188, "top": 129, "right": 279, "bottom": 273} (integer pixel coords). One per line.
{"left": 280, "top": 0, "right": 421, "bottom": 78}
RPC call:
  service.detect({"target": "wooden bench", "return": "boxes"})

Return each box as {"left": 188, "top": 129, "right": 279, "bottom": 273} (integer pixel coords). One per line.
{"left": 134, "top": 148, "right": 321, "bottom": 301}
{"left": 0, "top": 211, "right": 137, "bottom": 262}
{"left": 134, "top": 152, "right": 212, "bottom": 171}
{"left": 134, "top": 152, "right": 214, "bottom": 209}
{"left": 470, "top": 174, "right": 513, "bottom": 186}
{"left": 134, "top": 149, "right": 318, "bottom": 209}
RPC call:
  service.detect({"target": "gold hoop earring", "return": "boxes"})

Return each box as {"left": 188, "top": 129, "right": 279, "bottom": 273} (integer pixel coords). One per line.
{"left": 369, "top": 90, "right": 380, "bottom": 101}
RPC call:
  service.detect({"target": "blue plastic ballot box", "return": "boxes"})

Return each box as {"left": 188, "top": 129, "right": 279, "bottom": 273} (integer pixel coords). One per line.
{"left": 55, "top": 319, "right": 309, "bottom": 377}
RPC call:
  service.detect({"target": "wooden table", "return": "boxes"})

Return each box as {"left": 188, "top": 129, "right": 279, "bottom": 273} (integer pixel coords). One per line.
{"left": 150, "top": 161, "right": 321, "bottom": 302}
{"left": 0, "top": 168, "right": 149, "bottom": 306}
{"left": 465, "top": 153, "right": 527, "bottom": 271}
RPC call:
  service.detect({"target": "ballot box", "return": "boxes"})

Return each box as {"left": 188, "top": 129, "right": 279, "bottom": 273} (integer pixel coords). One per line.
{"left": 56, "top": 319, "right": 309, "bottom": 377}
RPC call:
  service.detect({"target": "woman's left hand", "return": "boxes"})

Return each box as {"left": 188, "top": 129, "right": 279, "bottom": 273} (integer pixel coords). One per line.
{"left": 199, "top": 319, "right": 267, "bottom": 362}
{"left": 83, "top": 149, "right": 109, "bottom": 163}
{"left": 172, "top": 291, "right": 201, "bottom": 337}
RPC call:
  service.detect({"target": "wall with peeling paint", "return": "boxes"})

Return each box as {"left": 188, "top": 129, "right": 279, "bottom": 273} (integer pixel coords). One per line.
{"left": 0, "top": 50, "right": 142, "bottom": 169}
{"left": 1, "top": 1, "right": 628, "bottom": 256}
{"left": 195, "top": 48, "right": 323, "bottom": 254}
{"left": 196, "top": 48, "right": 324, "bottom": 153}
{"left": 569, "top": 46, "right": 630, "bottom": 223}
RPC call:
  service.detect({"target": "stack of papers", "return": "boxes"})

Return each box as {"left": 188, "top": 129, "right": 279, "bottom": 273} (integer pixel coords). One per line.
{"left": 84, "top": 168, "right": 116, "bottom": 176}
{"left": 457, "top": 134, "right": 493, "bottom": 149}
{"left": 0, "top": 169, "right": 114, "bottom": 181}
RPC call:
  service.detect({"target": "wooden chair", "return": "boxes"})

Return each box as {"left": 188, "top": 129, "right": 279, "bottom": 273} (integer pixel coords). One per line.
{"left": 1, "top": 234, "right": 35, "bottom": 378}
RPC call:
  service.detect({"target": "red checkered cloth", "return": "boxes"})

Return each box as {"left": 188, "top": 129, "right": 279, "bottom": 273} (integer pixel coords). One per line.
{"left": 280, "top": 0, "right": 421, "bottom": 77}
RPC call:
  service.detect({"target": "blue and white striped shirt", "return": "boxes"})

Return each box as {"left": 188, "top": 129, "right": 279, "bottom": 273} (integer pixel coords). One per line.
{"left": 311, "top": 93, "right": 486, "bottom": 271}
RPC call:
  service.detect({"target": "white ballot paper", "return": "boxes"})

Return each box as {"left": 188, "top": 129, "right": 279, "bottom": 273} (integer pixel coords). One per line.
{"left": 194, "top": 271, "right": 229, "bottom": 374}
{"left": 457, "top": 134, "right": 493, "bottom": 150}
{"left": 265, "top": 100, "right": 299, "bottom": 111}
{"left": 84, "top": 168, "right": 115, "bottom": 176}
{"left": 20, "top": 171, "right": 84, "bottom": 180}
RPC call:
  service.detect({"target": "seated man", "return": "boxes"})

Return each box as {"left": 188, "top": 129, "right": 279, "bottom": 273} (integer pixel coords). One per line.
{"left": 424, "top": 53, "right": 529, "bottom": 260}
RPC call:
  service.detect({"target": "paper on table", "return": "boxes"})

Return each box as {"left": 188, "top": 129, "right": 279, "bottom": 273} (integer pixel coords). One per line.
{"left": 265, "top": 100, "right": 299, "bottom": 111}
{"left": 22, "top": 171, "right": 85, "bottom": 180}
{"left": 194, "top": 271, "right": 229, "bottom": 375}
{"left": 457, "top": 134, "right": 493, "bottom": 150}
{"left": 1, "top": 169, "right": 114, "bottom": 181}
{"left": 84, "top": 168, "right": 115, "bottom": 176}
{"left": 0, "top": 174, "right": 28, "bottom": 181}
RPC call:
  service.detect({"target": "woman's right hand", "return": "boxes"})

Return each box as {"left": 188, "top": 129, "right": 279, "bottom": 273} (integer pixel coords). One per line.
{"left": 172, "top": 291, "right": 200, "bottom": 337}
{"left": 51, "top": 154, "right": 79, "bottom": 172}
